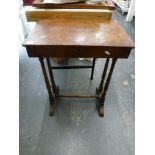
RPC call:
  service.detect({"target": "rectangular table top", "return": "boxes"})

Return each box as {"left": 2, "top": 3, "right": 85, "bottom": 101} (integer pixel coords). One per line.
{"left": 23, "top": 19, "right": 134, "bottom": 58}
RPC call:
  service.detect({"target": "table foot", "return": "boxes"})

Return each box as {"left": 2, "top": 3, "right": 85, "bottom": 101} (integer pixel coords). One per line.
{"left": 49, "top": 98, "right": 55, "bottom": 116}
{"left": 98, "top": 105, "right": 104, "bottom": 117}
{"left": 49, "top": 101, "right": 55, "bottom": 116}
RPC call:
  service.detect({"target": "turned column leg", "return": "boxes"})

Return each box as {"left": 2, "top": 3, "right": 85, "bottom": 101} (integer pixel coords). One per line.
{"left": 46, "top": 58, "right": 59, "bottom": 96}
{"left": 39, "top": 57, "right": 56, "bottom": 116}
{"left": 90, "top": 58, "right": 96, "bottom": 80}
{"left": 96, "top": 58, "right": 110, "bottom": 94}
{"left": 98, "top": 58, "right": 117, "bottom": 117}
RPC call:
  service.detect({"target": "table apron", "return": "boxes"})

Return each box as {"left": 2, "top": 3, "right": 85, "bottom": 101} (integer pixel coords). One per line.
{"left": 25, "top": 46, "right": 131, "bottom": 58}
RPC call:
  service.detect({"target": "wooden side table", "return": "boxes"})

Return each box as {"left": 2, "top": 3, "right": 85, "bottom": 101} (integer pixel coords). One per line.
{"left": 23, "top": 18, "right": 134, "bottom": 117}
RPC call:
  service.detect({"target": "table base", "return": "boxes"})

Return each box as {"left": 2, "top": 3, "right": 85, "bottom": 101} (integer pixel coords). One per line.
{"left": 39, "top": 57, "right": 117, "bottom": 117}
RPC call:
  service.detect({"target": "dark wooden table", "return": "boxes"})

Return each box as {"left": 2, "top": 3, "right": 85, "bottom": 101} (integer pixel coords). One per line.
{"left": 23, "top": 18, "right": 134, "bottom": 117}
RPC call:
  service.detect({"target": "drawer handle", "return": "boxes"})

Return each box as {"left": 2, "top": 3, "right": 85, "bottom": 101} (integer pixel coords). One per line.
{"left": 105, "top": 51, "right": 110, "bottom": 55}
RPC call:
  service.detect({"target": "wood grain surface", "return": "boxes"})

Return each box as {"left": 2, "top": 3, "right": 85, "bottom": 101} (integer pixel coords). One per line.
{"left": 23, "top": 19, "right": 134, "bottom": 58}
{"left": 26, "top": 7, "right": 112, "bottom": 21}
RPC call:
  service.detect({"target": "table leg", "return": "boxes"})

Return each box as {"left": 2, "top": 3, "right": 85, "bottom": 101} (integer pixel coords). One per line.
{"left": 90, "top": 58, "right": 96, "bottom": 80}
{"left": 39, "top": 57, "right": 56, "bottom": 116}
{"left": 98, "top": 58, "right": 117, "bottom": 117}
{"left": 96, "top": 58, "right": 110, "bottom": 94}
{"left": 46, "top": 58, "right": 59, "bottom": 96}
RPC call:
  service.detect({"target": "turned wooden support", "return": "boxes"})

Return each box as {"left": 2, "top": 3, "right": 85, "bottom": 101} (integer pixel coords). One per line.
{"left": 98, "top": 58, "right": 117, "bottom": 117}
{"left": 99, "top": 58, "right": 117, "bottom": 103}
{"left": 98, "top": 58, "right": 110, "bottom": 93}
{"left": 46, "top": 58, "right": 58, "bottom": 94}
{"left": 39, "top": 57, "right": 56, "bottom": 116}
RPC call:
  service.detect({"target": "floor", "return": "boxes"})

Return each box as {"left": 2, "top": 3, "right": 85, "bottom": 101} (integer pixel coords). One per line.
{"left": 19, "top": 9, "right": 135, "bottom": 155}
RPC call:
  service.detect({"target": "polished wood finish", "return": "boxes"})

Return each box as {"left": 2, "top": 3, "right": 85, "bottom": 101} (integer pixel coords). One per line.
{"left": 23, "top": 17, "right": 134, "bottom": 117}
{"left": 26, "top": 7, "right": 112, "bottom": 21}
{"left": 23, "top": 19, "right": 134, "bottom": 58}
{"left": 32, "top": 0, "right": 115, "bottom": 10}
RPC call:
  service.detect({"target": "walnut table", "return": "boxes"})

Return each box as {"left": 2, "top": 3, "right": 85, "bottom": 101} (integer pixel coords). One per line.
{"left": 23, "top": 18, "right": 134, "bottom": 117}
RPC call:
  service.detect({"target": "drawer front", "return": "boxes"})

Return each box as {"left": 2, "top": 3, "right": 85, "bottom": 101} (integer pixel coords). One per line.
{"left": 26, "top": 45, "right": 132, "bottom": 58}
